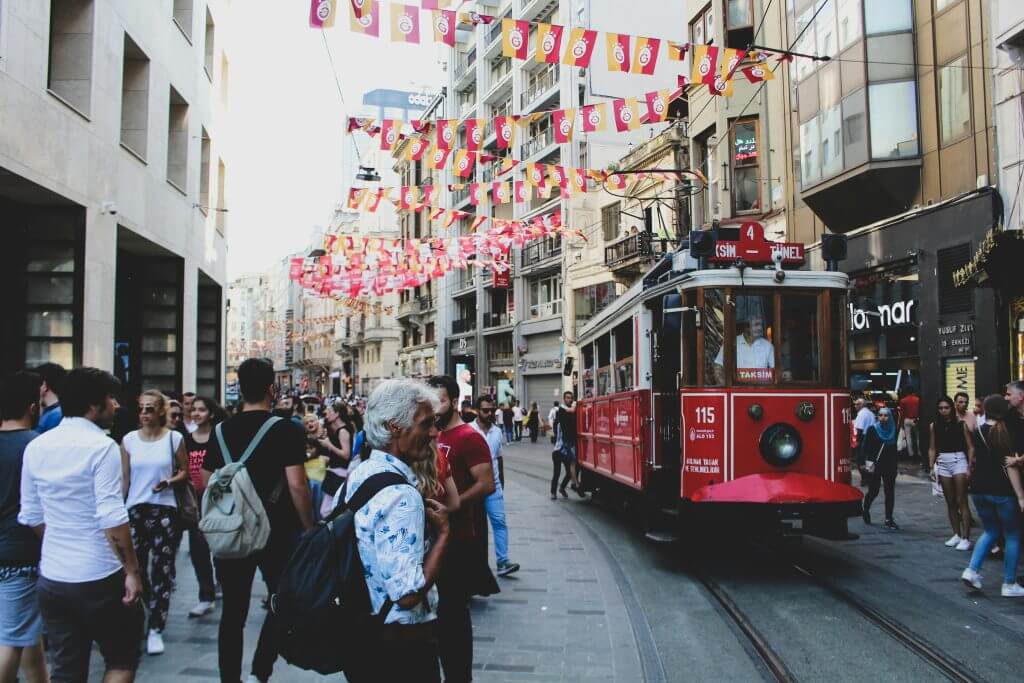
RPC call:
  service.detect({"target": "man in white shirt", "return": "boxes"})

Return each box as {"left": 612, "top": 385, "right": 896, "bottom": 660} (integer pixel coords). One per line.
{"left": 511, "top": 400, "right": 524, "bottom": 441}
{"left": 19, "top": 367, "right": 143, "bottom": 683}
{"left": 182, "top": 391, "right": 198, "bottom": 433}
{"left": 714, "top": 316, "right": 775, "bottom": 383}
{"left": 548, "top": 401, "right": 559, "bottom": 445}
{"left": 470, "top": 396, "right": 520, "bottom": 577}
{"left": 853, "top": 397, "right": 877, "bottom": 476}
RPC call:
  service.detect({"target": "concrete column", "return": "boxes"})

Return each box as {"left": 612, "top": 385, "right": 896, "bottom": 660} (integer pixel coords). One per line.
{"left": 82, "top": 209, "right": 116, "bottom": 370}
{"left": 181, "top": 256, "right": 198, "bottom": 391}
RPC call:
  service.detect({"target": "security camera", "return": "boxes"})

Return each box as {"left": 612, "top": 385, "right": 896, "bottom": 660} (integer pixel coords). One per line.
{"left": 101, "top": 201, "right": 118, "bottom": 216}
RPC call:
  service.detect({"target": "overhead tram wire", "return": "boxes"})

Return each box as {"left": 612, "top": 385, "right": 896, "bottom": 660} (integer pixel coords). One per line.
{"left": 321, "top": 28, "right": 362, "bottom": 166}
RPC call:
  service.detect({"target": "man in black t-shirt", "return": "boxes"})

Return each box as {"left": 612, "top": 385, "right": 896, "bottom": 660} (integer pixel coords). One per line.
{"left": 1005, "top": 382, "right": 1024, "bottom": 456}
{"left": 202, "top": 358, "right": 312, "bottom": 683}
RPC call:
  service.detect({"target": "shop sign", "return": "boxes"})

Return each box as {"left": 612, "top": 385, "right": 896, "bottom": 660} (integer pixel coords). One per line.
{"left": 944, "top": 358, "right": 976, "bottom": 399}
{"left": 848, "top": 300, "right": 916, "bottom": 331}
{"left": 523, "top": 358, "right": 561, "bottom": 370}
{"left": 938, "top": 322, "right": 974, "bottom": 357}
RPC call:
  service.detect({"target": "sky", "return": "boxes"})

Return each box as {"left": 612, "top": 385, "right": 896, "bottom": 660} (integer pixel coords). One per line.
{"left": 224, "top": 1, "right": 444, "bottom": 279}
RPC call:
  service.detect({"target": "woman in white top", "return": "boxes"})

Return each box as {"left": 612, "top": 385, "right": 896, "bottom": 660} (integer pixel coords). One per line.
{"left": 120, "top": 390, "right": 188, "bottom": 656}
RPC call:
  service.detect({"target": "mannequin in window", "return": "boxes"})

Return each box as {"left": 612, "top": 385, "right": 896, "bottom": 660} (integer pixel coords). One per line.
{"left": 713, "top": 315, "right": 775, "bottom": 383}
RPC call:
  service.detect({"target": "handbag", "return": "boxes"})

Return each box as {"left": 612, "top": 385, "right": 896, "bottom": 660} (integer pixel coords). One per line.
{"left": 864, "top": 444, "right": 884, "bottom": 474}
{"left": 170, "top": 432, "right": 201, "bottom": 525}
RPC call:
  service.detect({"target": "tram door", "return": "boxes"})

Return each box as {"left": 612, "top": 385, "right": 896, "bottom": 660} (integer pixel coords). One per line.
{"left": 652, "top": 296, "right": 681, "bottom": 507}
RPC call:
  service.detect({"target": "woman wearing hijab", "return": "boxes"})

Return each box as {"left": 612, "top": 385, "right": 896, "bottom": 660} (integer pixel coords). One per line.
{"left": 861, "top": 406, "right": 900, "bottom": 529}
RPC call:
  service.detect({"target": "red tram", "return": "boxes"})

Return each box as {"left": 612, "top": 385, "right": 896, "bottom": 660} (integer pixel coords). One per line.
{"left": 574, "top": 223, "right": 862, "bottom": 539}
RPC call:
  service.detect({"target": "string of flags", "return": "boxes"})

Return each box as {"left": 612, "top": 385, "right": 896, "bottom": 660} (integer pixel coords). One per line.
{"left": 311, "top": 0, "right": 785, "bottom": 97}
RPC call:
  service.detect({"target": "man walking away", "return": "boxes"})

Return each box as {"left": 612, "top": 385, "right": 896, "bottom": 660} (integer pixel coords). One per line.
{"left": 19, "top": 368, "right": 144, "bottom": 683}
{"left": 342, "top": 379, "right": 451, "bottom": 683}
{"left": 511, "top": 401, "right": 524, "bottom": 441}
{"left": 470, "top": 396, "right": 520, "bottom": 577}
{"left": 898, "top": 388, "right": 920, "bottom": 463}
{"left": 548, "top": 401, "right": 559, "bottom": 444}
{"left": 552, "top": 392, "right": 584, "bottom": 499}
{"left": 34, "top": 363, "right": 66, "bottom": 434}
{"left": 427, "top": 375, "right": 497, "bottom": 683}
{"left": 202, "top": 358, "right": 313, "bottom": 683}
{"left": 0, "top": 372, "right": 47, "bottom": 683}
{"left": 853, "top": 397, "right": 876, "bottom": 482}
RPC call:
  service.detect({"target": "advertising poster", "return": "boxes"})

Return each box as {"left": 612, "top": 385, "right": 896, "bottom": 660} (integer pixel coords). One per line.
{"left": 456, "top": 363, "right": 474, "bottom": 406}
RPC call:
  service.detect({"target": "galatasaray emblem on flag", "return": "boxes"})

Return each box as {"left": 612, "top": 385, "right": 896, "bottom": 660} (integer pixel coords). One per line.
{"left": 465, "top": 118, "right": 485, "bottom": 151}
{"left": 690, "top": 44, "right": 720, "bottom": 85}
{"left": 435, "top": 119, "right": 455, "bottom": 150}
{"left": 644, "top": 90, "right": 670, "bottom": 123}
{"left": 494, "top": 115, "right": 517, "bottom": 150}
{"left": 502, "top": 18, "right": 529, "bottom": 60}
{"left": 454, "top": 149, "right": 475, "bottom": 178}
{"left": 606, "top": 33, "right": 630, "bottom": 73}
{"left": 429, "top": 145, "right": 452, "bottom": 170}
{"left": 526, "top": 163, "right": 547, "bottom": 188}
{"left": 613, "top": 98, "right": 640, "bottom": 132}
{"left": 310, "top": 0, "right": 337, "bottom": 28}
{"left": 406, "top": 137, "right": 429, "bottom": 160}
{"left": 390, "top": 3, "right": 420, "bottom": 43}
{"left": 552, "top": 109, "right": 576, "bottom": 144}
{"left": 536, "top": 23, "right": 564, "bottom": 64}
{"left": 632, "top": 37, "right": 660, "bottom": 75}
{"left": 379, "top": 119, "right": 401, "bottom": 150}
{"left": 562, "top": 28, "right": 598, "bottom": 68}
{"left": 514, "top": 181, "right": 532, "bottom": 203}
{"left": 349, "top": 0, "right": 379, "bottom": 36}
{"left": 581, "top": 103, "right": 608, "bottom": 133}
{"left": 432, "top": 9, "right": 456, "bottom": 47}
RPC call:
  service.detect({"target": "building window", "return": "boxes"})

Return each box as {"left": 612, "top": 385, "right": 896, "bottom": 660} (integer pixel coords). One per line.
{"left": 731, "top": 118, "right": 760, "bottom": 214}
{"left": 48, "top": 0, "right": 95, "bottom": 116}
{"left": 601, "top": 203, "right": 621, "bottom": 241}
{"left": 167, "top": 86, "right": 189, "bottom": 192}
{"left": 425, "top": 322, "right": 435, "bottom": 343}
{"left": 220, "top": 54, "right": 230, "bottom": 106}
{"left": 868, "top": 80, "right": 918, "bottom": 159}
{"left": 529, "top": 275, "right": 562, "bottom": 319}
{"left": 199, "top": 128, "right": 211, "bottom": 214}
{"left": 865, "top": 0, "right": 912, "bottom": 34}
{"left": 939, "top": 56, "right": 971, "bottom": 145}
{"left": 196, "top": 276, "right": 222, "bottom": 398}
{"left": 936, "top": 0, "right": 960, "bottom": 11}
{"left": 690, "top": 3, "right": 713, "bottom": 45}
{"left": 173, "top": 0, "right": 193, "bottom": 41}
{"left": 120, "top": 34, "right": 150, "bottom": 160}
{"left": 204, "top": 8, "right": 216, "bottom": 80}
{"left": 574, "top": 283, "right": 618, "bottom": 331}
{"left": 694, "top": 128, "right": 716, "bottom": 226}
{"left": 836, "top": 0, "right": 862, "bottom": 51}
{"left": 724, "top": 0, "right": 753, "bottom": 49}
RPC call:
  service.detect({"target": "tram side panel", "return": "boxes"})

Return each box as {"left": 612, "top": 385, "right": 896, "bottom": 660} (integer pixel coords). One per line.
{"left": 831, "top": 393, "right": 853, "bottom": 483}
{"left": 680, "top": 391, "right": 729, "bottom": 500}
{"left": 577, "top": 390, "right": 650, "bottom": 490}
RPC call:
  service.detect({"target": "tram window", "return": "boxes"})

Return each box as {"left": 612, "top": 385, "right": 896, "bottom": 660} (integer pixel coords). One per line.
{"left": 831, "top": 292, "right": 848, "bottom": 386}
{"left": 718, "top": 293, "right": 775, "bottom": 384}
{"left": 613, "top": 321, "right": 634, "bottom": 392}
{"left": 682, "top": 290, "right": 698, "bottom": 385}
{"left": 582, "top": 344, "right": 596, "bottom": 399}
{"left": 780, "top": 294, "right": 819, "bottom": 382}
{"left": 597, "top": 334, "right": 612, "bottom": 395}
{"left": 703, "top": 289, "right": 726, "bottom": 386}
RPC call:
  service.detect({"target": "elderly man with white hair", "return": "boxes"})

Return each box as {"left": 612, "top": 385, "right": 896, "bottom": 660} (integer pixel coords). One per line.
{"left": 338, "top": 379, "right": 451, "bottom": 683}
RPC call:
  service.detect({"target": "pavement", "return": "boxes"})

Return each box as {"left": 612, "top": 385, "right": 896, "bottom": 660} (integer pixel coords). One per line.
{"left": 87, "top": 439, "right": 643, "bottom": 682}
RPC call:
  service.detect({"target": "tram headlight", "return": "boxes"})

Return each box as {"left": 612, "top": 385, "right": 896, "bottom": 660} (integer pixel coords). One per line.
{"left": 759, "top": 423, "right": 802, "bottom": 467}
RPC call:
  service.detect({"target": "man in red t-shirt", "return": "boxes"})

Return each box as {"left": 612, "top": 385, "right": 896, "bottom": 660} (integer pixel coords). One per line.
{"left": 898, "top": 389, "right": 920, "bottom": 462}
{"left": 427, "top": 375, "right": 496, "bottom": 683}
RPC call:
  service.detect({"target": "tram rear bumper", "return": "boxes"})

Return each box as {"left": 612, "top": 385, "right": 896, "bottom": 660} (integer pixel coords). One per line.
{"left": 689, "top": 472, "right": 863, "bottom": 519}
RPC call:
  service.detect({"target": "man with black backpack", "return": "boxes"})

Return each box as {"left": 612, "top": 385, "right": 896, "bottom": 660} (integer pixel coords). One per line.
{"left": 340, "top": 379, "right": 451, "bottom": 682}
{"left": 201, "top": 358, "right": 313, "bottom": 683}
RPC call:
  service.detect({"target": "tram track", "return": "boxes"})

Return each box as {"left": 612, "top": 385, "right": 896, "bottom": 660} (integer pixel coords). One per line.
{"left": 504, "top": 460, "right": 987, "bottom": 682}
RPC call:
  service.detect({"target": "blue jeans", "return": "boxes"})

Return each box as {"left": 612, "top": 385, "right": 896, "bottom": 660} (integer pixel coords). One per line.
{"left": 969, "top": 494, "right": 1021, "bottom": 584}
{"left": 484, "top": 490, "right": 509, "bottom": 565}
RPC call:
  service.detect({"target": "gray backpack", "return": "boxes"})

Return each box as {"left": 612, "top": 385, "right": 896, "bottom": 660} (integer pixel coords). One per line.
{"left": 200, "top": 416, "right": 282, "bottom": 559}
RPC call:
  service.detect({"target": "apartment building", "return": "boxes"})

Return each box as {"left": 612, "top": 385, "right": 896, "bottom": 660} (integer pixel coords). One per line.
{"left": 787, "top": 0, "right": 1000, "bottom": 411}
{"left": 0, "top": 0, "right": 230, "bottom": 398}
{"left": 439, "top": 0, "right": 684, "bottom": 406}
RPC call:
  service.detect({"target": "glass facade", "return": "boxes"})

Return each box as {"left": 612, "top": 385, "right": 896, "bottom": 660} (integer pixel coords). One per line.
{"left": 790, "top": 0, "right": 919, "bottom": 189}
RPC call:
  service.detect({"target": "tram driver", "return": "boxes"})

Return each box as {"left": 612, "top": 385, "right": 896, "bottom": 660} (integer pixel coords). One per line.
{"left": 713, "top": 314, "right": 775, "bottom": 384}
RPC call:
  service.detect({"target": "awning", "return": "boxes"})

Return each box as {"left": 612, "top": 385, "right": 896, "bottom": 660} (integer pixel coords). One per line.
{"left": 955, "top": 229, "right": 1024, "bottom": 292}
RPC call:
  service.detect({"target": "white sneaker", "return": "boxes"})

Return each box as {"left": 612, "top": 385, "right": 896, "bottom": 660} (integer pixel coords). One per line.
{"left": 188, "top": 601, "right": 215, "bottom": 618}
{"left": 146, "top": 629, "right": 165, "bottom": 656}
{"left": 945, "top": 534, "right": 962, "bottom": 547}
{"left": 1001, "top": 583, "right": 1024, "bottom": 597}
{"left": 956, "top": 538, "right": 973, "bottom": 551}
{"left": 961, "top": 567, "right": 982, "bottom": 591}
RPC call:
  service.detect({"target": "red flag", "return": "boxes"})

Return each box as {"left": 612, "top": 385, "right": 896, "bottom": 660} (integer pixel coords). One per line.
{"left": 349, "top": 0, "right": 380, "bottom": 36}
{"left": 347, "top": 188, "right": 366, "bottom": 210}
{"left": 469, "top": 182, "right": 488, "bottom": 205}
{"left": 310, "top": 1, "right": 337, "bottom": 29}
{"left": 612, "top": 98, "right": 640, "bottom": 132}
{"left": 494, "top": 115, "right": 517, "bottom": 150}
{"left": 379, "top": 119, "right": 401, "bottom": 150}
{"left": 562, "top": 28, "right": 598, "bottom": 68}
{"left": 606, "top": 33, "right": 630, "bottom": 73}
{"left": 429, "top": 145, "right": 452, "bottom": 170}
{"left": 406, "top": 136, "right": 430, "bottom": 161}
{"left": 501, "top": 18, "right": 530, "bottom": 60}
{"left": 552, "top": 108, "right": 577, "bottom": 144}
{"left": 435, "top": 119, "right": 455, "bottom": 150}
{"left": 464, "top": 118, "right": 485, "bottom": 152}
{"left": 431, "top": 9, "right": 456, "bottom": 47}
{"left": 514, "top": 180, "right": 532, "bottom": 203}
{"left": 644, "top": 90, "right": 670, "bottom": 123}
{"left": 535, "top": 23, "right": 564, "bottom": 64}
{"left": 632, "top": 37, "right": 660, "bottom": 75}
{"left": 581, "top": 103, "right": 608, "bottom": 133}
{"left": 453, "top": 150, "right": 475, "bottom": 178}
{"left": 420, "top": 0, "right": 451, "bottom": 8}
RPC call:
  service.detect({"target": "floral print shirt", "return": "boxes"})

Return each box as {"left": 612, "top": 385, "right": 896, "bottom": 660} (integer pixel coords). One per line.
{"left": 344, "top": 449, "right": 436, "bottom": 625}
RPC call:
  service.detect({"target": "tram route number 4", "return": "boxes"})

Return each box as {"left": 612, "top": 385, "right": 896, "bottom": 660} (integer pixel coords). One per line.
{"left": 708, "top": 221, "right": 805, "bottom": 266}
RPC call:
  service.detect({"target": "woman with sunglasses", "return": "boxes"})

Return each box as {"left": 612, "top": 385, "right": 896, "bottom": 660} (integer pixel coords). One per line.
{"left": 929, "top": 395, "right": 975, "bottom": 551}
{"left": 119, "top": 390, "right": 189, "bottom": 656}
{"left": 183, "top": 396, "right": 224, "bottom": 618}
{"left": 167, "top": 400, "right": 187, "bottom": 435}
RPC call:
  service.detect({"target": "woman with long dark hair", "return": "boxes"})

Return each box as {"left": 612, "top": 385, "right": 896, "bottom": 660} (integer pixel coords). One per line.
{"left": 929, "top": 395, "right": 975, "bottom": 550}
{"left": 861, "top": 406, "right": 899, "bottom": 529}
{"left": 120, "top": 390, "right": 189, "bottom": 655}
{"left": 318, "top": 400, "right": 354, "bottom": 518}
{"left": 526, "top": 402, "right": 540, "bottom": 443}
{"left": 183, "top": 395, "right": 224, "bottom": 618}
{"left": 960, "top": 395, "right": 1024, "bottom": 597}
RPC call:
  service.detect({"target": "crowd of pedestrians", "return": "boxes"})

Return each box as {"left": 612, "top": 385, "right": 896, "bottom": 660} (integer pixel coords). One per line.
{"left": 0, "top": 359, "right": 534, "bottom": 682}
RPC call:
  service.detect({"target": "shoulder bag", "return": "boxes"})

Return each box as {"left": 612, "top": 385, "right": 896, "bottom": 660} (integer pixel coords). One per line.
{"left": 171, "top": 431, "right": 201, "bottom": 525}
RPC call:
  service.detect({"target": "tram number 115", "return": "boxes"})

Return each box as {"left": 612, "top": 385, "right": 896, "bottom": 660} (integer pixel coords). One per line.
{"left": 695, "top": 406, "right": 716, "bottom": 424}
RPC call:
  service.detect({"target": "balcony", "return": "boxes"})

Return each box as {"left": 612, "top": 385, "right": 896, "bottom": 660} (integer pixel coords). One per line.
{"left": 521, "top": 238, "right": 562, "bottom": 269}
{"left": 452, "top": 318, "right": 476, "bottom": 335}
{"left": 452, "top": 184, "right": 471, "bottom": 205}
{"left": 417, "top": 296, "right": 435, "bottom": 312}
{"left": 604, "top": 233, "right": 672, "bottom": 279}
{"left": 397, "top": 299, "right": 417, "bottom": 320}
{"left": 520, "top": 127, "right": 556, "bottom": 160}
{"left": 454, "top": 49, "right": 477, "bottom": 86}
{"left": 453, "top": 271, "right": 477, "bottom": 295}
{"left": 483, "top": 312, "right": 512, "bottom": 329}
{"left": 488, "top": 349, "right": 515, "bottom": 364}
{"left": 486, "top": 15, "right": 507, "bottom": 49}
{"left": 520, "top": 65, "right": 559, "bottom": 110}
{"left": 529, "top": 300, "right": 562, "bottom": 319}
